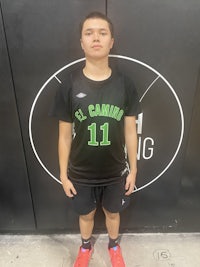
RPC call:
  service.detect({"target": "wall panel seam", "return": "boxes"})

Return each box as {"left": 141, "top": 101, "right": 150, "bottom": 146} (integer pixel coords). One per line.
{"left": 0, "top": 1, "right": 37, "bottom": 230}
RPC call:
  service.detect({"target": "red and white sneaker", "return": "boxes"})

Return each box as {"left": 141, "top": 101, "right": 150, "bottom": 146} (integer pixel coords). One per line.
{"left": 73, "top": 246, "right": 93, "bottom": 267}
{"left": 108, "top": 245, "right": 126, "bottom": 267}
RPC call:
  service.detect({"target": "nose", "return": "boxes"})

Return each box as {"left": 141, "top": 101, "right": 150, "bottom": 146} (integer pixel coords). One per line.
{"left": 93, "top": 32, "right": 100, "bottom": 42}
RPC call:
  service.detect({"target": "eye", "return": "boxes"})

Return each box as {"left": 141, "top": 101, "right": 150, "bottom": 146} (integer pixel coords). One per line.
{"left": 100, "top": 31, "right": 107, "bottom": 36}
{"left": 84, "top": 31, "right": 92, "bottom": 36}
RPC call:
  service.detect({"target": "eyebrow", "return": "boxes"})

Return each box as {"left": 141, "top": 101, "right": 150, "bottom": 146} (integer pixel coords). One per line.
{"left": 84, "top": 28, "right": 108, "bottom": 32}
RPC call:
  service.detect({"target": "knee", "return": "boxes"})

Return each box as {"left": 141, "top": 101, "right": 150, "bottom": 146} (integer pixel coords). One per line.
{"left": 80, "top": 209, "right": 96, "bottom": 222}
{"left": 103, "top": 208, "right": 119, "bottom": 220}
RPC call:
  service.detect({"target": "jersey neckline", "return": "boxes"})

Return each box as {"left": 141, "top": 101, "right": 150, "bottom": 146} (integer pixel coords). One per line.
{"left": 81, "top": 68, "right": 114, "bottom": 86}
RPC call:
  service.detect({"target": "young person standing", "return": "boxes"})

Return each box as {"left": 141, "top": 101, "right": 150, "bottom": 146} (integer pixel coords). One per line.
{"left": 51, "top": 12, "right": 141, "bottom": 267}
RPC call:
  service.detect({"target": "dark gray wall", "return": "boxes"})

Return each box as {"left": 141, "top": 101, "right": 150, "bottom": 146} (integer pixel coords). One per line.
{"left": 0, "top": 0, "right": 200, "bottom": 232}
{"left": 0, "top": 2, "right": 35, "bottom": 231}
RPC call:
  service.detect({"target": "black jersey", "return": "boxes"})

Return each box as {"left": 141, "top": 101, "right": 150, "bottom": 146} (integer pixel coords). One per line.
{"left": 51, "top": 67, "right": 141, "bottom": 186}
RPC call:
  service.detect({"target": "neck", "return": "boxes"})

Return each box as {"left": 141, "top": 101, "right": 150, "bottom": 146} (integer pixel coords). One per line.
{"left": 83, "top": 57, "right": 111, "bottom": 81}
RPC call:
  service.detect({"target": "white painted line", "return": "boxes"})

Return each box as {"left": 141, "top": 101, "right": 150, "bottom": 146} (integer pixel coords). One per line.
{"left": 29, "top": 55, "right": 184, "bottom": 193}
{"left": 54, "top": 75, "right": 62, "bottom": 84}
{"left": 140, "top": 75, "right": 160, "bottom": 102}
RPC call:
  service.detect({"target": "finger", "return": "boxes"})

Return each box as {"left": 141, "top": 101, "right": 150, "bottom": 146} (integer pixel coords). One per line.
{"left": 64, "top": 185, "right": 75, "bottom": 198}
{"left": 66, "top": 192, "right": 73, "bottom": 198}
{"left": 125, "top": 189, "right": 132, "bottom": 196}
{"left": 66, "top": 189, "right": 74, "bottom": 198}
{"left": 125, "top": 183, "right": 134, "bottom": 195}
{"left": 125, "top": 180, "right": 130, "bottom": 191}
{"left": 71, "top": 185, "right": 77, "bottom": 195}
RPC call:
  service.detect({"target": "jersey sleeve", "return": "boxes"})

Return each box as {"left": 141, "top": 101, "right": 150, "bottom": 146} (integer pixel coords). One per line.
{"left": 49, "top": 78, "right": 73, "bottom": 122}
{"left": 124, "top": 75, "right": 142, "bottom": 116}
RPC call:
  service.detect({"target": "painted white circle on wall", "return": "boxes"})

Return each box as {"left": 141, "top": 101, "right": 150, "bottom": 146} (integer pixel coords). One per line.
{"left": 29, "top": 55, "right": 184, "bottom": 193}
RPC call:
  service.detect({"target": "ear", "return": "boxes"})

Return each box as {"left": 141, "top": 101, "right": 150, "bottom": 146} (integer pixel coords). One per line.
{"left": 110, "top": 38, "right": 114, "bottom": 49}
{"left": 80, "top": 38, "right": 84, "bottom": 50}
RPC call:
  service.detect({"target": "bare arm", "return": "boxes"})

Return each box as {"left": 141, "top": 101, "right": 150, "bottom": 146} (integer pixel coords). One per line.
{"left": 124, "top": 116, "right": 138, "bottom": 195}
{"left": 58, "top": 120, "right": 77, "bottom": 197}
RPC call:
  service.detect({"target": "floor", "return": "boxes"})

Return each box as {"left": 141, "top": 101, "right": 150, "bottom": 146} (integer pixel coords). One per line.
{"left": 0, "top": 233, "right": 200, "bottom": 267}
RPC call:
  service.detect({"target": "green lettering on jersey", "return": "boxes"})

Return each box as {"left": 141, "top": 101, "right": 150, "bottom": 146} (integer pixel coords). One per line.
{"left": 111, "top": 106, "right": 120, "bottom": 119}
{"left": 100, "top": 123, "right": 111, "bottom": 145}
{"left": 88, "top": 122, "right": 111, "bottom": 146}
{"left": 75, "top": 109, "right": 87, "bottom": 122}
{"left": 116, "top": 110, "right": 124, "bottom": 121}
{"left": 88, "top": 123, "right": 98, "bottom": 146}
{"left": 95, "top": 104, "right": 101, "bottom": 116}
{"left": 88, "top": 104, "right": 95, "bottom": 117}
{"left": 88, "top": 104, "right": 124, "bottom": 121}
{"left": 101, "top": 104, "right": 110, "bottom": 116}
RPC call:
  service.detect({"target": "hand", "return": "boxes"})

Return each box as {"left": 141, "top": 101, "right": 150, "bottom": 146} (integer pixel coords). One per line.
{"left": 125, "top": 171, "right": 136, "bottom": 196}
{"left": 61, "top": 176, "right": 77, "bottom": 198}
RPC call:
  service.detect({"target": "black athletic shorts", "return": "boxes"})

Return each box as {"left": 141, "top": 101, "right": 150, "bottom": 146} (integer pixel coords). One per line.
{"left": 70, "top": 175, "right": 130, "bottom": 215}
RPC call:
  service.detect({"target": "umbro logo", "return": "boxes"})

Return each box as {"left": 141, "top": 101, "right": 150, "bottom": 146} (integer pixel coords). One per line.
{"left": 76, "top": 92, "right": 87, "bottom": 98}
{"left": 122, "top": 199, "right": 126, "bottom": 206}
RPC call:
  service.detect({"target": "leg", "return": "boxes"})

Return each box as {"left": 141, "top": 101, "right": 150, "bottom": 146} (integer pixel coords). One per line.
{"left": 101, "top": 177, "right": 130, "bottom": 240}
{"left": 73, "top": 208, "right": 96, "bottom": 267}
{"left": 103, "top": 207, "right": 125, "bottom": 267}
{"left": 79, "top": 208, "right": 96, "bottom": 239}
{"left": 103, "top": 208, "right": 120, "bottom": 239}
{"left": 71, "top": 185, "right": 96, "bottom": 266}
{"left": 70, "top": 184, "right": 97, "bottom": 239}
{"left": 102, "top": 178, "right": 130, "bottom": 267}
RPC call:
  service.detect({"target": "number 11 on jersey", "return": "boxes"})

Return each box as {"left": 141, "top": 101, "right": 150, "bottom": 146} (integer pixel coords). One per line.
{"left": 88, "top": 122, "right": 111, "bottom": 146}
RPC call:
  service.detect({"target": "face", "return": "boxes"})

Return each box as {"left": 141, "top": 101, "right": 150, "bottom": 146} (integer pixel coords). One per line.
{"left": 80, "top": 18, "right": 114, "bottom": 59}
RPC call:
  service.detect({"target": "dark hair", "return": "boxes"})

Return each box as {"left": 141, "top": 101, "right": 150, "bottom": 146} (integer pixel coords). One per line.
{"left": 79, "top": 11, "right": 114, "bottom": 37}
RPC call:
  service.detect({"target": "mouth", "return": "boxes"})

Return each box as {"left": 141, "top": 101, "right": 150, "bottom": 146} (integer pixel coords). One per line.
{"left": 92, "top": 45, "right": 102, "bottom": 49}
